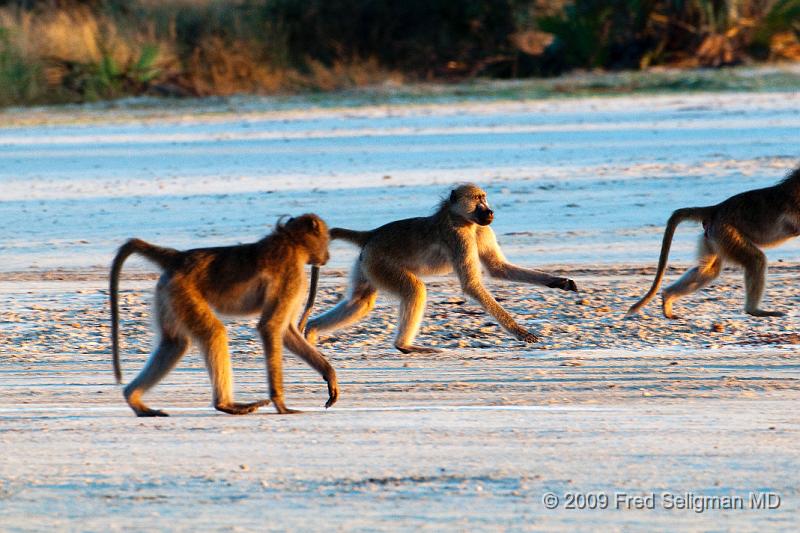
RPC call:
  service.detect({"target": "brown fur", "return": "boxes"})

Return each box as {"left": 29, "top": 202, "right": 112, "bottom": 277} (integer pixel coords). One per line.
{"left": 110, "top": 214, "right": 338, "bottom": 416}
{"left": 305, "top": 184, "right": 578, "bottom": 353}
{"left": 628, "top": 166, "right": 800, "bottom": 318}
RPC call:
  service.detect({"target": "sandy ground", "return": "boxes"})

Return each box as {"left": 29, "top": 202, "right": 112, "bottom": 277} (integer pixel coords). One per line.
{"left": 1, "top": 89, "right": 799, "bottom": 530}
{"left": 2, "top": 268, "right": 799, "bottom": 530}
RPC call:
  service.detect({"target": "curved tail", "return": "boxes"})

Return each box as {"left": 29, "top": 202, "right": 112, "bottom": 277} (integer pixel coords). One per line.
{"left": 110, "top": 238, "right": 180, "bottom": 383}
{"left": 330, "top": 227, "right": 370, "bottom": 247}
{"left": 626, "top": 207, "right": 714, "bottom": 316}
{"left": 298, "top": 265, "right": 320, "bottom": 333}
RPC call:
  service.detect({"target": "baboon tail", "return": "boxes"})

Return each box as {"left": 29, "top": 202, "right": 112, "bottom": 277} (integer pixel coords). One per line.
{"left": 298, "top": 264, "right": 320, "bottom": 333}
{"left": 330, "top": 227, "right": 371, "bottom": 247}
{"left": 626, "top": 207, "right": 714, "bottom": 316}
{"left": 110, "top": 238, "right": 180, "bottom": 384}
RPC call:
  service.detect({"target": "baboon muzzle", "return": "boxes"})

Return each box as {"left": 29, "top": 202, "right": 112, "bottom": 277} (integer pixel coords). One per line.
{"left": 476, "top": 208, "right": 494, "bottom": 225}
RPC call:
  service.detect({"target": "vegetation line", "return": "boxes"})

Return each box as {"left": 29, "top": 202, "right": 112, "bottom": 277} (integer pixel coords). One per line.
{"left": 0, "top": 0, "right": 798, "bottom": 107}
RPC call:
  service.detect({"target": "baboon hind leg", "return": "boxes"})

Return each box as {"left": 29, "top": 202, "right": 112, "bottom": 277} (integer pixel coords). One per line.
{"left": 662, "top": 237, "right": 722, "bottom": 319}
{"left": 305, "top": 265, "right": 377, "bottom": 345}
{"left": 371, "top": 266, "right": 437, "bottom": 354}
{"left": 284, "top": 324, "right": 339, "bottom": 408}
{"left": 124, "top": 332, "right": 189, "bottom": 417}
{"left": 123, "top": 288, "right": 190, "bottom": 417}
{"left": 717, "top": 226, "right": 784, "bottom": 317}
{"left": 175, "top": 289, "right": 270, "bottom": 415}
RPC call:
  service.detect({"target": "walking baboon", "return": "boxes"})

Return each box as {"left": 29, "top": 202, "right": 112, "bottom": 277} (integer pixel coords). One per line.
{"left": 110, "top": 214, "right": 339, "bottom": 416}
{"left": 305, "top": 184, "right": 578, "bottom": 353}
{"left": 628, "top": 166, "right": 800, "bottom": 318}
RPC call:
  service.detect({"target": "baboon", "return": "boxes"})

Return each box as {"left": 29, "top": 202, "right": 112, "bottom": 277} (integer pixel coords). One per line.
{"left": 110, "top": 214, "right": 339, "bottom": 416}
{"left": 305, "top": 184, "right": 578, "bottom": 353}
{"left": 628, "top": 166, "right": 800, "bottom": 318}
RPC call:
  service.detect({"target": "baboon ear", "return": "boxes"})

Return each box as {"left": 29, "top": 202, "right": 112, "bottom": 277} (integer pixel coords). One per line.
{"left": 298, "top": 215, "right": 321, "bottom": 233}
{"left": 449, "top": 190, "right": 457, "bottom": 203}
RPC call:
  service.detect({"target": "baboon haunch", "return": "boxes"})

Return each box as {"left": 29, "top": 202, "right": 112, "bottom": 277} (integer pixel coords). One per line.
{"left": 628, "top": 166, "right": 800, "bottom": 318}
{"left": 305, "top": 184, "right": 578, "bottom": 353}
{"left": 110, "top": 214, "right": 338, "bottom": 416}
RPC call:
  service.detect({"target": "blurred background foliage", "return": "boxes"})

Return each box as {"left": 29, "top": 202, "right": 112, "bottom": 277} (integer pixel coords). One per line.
{"left": 0, "top": 0, "right": 797, "bottom": 105}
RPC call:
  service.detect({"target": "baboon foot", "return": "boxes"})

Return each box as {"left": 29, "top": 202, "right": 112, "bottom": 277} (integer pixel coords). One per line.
{"left": 126, "top": 391, "right": 169, "bottom": 417}
{"left": 131, "top": 405, "right": 169, "bottom": 417}
{"left": 214, "top": 399, "right": 271, "bottom": 415}
{"left": 512, "top": 330, "right": 539, "bottom": 343}
{"left": 395, "top": 344, "right": 441, "bottom": 354}
{"left": 746, "top": 309, "right": 785, "bottom": 318}
{"left": 272, "top": 398, "right": 302, "bottom": 415}
{"left": 548, "top": 277, "right": 578, "bottom": 292}
{"left": 661, "top": 294, "right": 678, "bottom": 319}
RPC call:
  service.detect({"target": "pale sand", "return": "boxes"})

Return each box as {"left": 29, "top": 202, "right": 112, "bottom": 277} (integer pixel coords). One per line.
{"left": 1, "top": 88, "right": 799, "bottom": 530}
{"left": 1, "top": 266, "right": 799, "bottom": 530}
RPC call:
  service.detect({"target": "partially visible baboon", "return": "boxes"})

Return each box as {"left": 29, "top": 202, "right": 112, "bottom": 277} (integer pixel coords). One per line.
{"left": 305, "top": 184, "right": 578, "bottom": 353}
{"left": 110, "top": 214, "right": 338, "bottom": 416}
{"left": 628, "top": 166, "right": 800, "bottom": 318}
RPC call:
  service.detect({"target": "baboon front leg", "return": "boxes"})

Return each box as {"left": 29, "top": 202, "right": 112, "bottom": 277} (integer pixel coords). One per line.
{"left": 124, "top": 333, "right": 189, "bottom": 417}
{"left": 477, "top": 226, "right": 577, "bottom": 291}
{"left": 717, "top": 227, "right": 785, "bottom": 317}
{"left": 462, "top": 281, "right": 538, "bottom": 343}
{"left": 176, "top": 289, "right": 269, "bottom": 415}
{"left": 259, "top": 300, "right": 300, "bottom": 414}
{"left": 454, "top": 241, "right": 538, "bottom": 344}
{"left": 374, "top": 267, "right": 437, "bottom": 354}
{"left": 490, "top": 263, "right": 578, "bottom": 291}
{"left": 284, "top": 324, "right": 339, "bottom": 408}
{"left": 305, "top": 267, "right": 377, "bottom": 345}
{"left": 661, "top": 238, "right": 722, "bottom": 319}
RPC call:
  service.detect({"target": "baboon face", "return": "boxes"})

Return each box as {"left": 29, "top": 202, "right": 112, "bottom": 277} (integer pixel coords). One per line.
{"left": 286, "top": 214, "right": 330, "bottom": 265}
{"left": 449, "top": 184, "right": 494, "bottom": 226}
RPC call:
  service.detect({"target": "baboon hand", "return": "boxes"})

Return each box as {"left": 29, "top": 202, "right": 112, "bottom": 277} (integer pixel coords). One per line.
{"left": 325, "top": 375, "right": 339, "bottom": 409}
{"left": 548, "top": 277, "right": 578, "bottom": 292}
{"left": 514, "top": 329, "right": 539, "bottom": 343}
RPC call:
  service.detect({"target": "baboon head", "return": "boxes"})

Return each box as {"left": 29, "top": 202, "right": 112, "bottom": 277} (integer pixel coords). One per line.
{"left": 448, "top": 184, "right": 494, "bottom": 226}
{"left": 282, "top": 213, "right": 330, "bottom": 266}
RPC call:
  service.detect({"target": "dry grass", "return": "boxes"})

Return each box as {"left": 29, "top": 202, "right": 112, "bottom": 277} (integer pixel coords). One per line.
{"left": 0, "top": 1, "right": 404, "bottom": 103}
{"left": 0, "top": 0, "right": 797, "bottom": 106}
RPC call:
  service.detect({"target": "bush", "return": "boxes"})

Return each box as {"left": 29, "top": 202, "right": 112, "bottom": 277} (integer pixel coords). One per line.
{"left": 0, "top": 26, "right": 43, "bottom": 106}
{"left": 0, "top": 0, "right": 797, "bottom": 105}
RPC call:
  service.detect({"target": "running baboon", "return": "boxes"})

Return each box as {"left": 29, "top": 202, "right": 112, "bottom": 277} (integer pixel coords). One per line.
{"left": 305, "top": 184, "right": 578, "bottom": 353}
{"left": 110, "top": 214, "right": 339, "bottom": 416}
{"left": 628, "top": 166, "right": 800, "bottom": 318}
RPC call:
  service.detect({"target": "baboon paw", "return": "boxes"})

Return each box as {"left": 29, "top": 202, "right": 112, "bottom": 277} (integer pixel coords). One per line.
{"left": 549, "top": 278, "right": 578, "bottom": 292}
{"left": 215, "top": 400, "right": 270, "bottom": 415}
{"left": 395, "top": 344, "right": 441, "bottom": 354}
{"left": 661, "top": 296, "right": 676, "bottom": 319}
{"left": 515, "top": 331, "right": 539, "bottom": 343}
{"left": 325, "top": 381, "right": 339, "bottom": 409}
{"left": 275, "top": 406, "right": 302, "bottom": 415}
{"left": 272, "top": 399, "right": 302, "bottom": 415}
{"left": 134, "top": 408, "right": 169, "bottom": 417}
{"left": 747, "top": 309, "right": 785, "bottom": 317}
